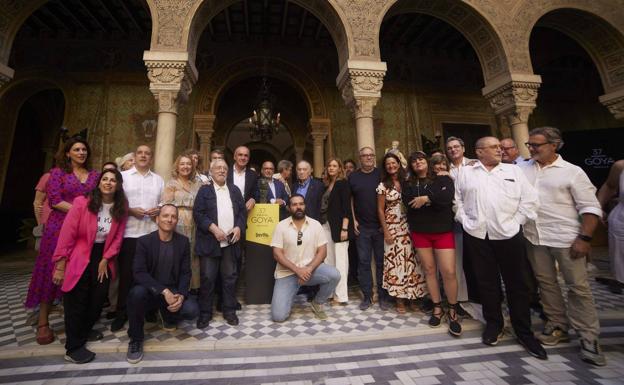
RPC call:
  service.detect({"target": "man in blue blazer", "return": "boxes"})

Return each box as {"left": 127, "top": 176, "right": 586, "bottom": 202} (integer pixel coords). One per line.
{"left": 294, "top": 160, "right": 324, "bottom": 221}
{"left": 254, "top": 161, "right": 290, "bottom": 220}
{"left": 193, "top": 159, "right": 247, "bottom": 329}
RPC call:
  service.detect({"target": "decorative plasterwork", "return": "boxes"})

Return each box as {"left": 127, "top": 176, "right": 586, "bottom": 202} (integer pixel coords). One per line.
{"left": 309, "top": 118, "right": 330, "bottom": 142}
{"left": 144, "top": 52, "right": 197, "bottom": 114}
{"left": 483, "top": 75, "right": 541, "bottom": 125}
{"left": 337, "top": 61, "right": 387, "bottom": 119}
{"left": 599, "top": 88, "right": 624, "bottom": 120}
{"left": 151, "top": 0, "right": 197, "bottom": 49}
{"left": 333, "top": 0, "right": 387, "bottom": 59}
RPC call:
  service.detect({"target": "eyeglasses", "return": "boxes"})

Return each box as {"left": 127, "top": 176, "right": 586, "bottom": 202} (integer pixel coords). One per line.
{"left": 524, "top": 142, "right": 550, "bottom": 149}
{"left": 500, "top": 146, "right": 516, "bottom": 151}
{"left": 360, "top": 153, "right": 375, "bottom": 158}
{"left": 476, "top": 145, "right": 502, "bottom": 150}
{"left": 297, "top": 231, "right": 303, "bottom": 246}
{"left": 446, "top": 145, "right": 462, "bottom": 150}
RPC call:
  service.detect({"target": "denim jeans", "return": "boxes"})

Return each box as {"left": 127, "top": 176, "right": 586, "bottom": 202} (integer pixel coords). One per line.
{"left": 356, "top": 226, "right": 386, "bottom": 300}
{"left": 271, "top": 263, "right": 340, "bottom": 322}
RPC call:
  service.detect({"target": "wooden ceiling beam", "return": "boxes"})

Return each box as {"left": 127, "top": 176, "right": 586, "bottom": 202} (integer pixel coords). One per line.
{"left": 56, "top": 1, "right": 91, "bottom": 32}
{"left": 30, "top": 13, "right": 55, "bottom": 32}
{"left": 314, "top": 18, "right": 323, "bottom": 40}
{"left": 117, "top": 0, "right": 145, "bottom": 34}
{"left": 77, "top": 0, "right": 106, "bottom": 31}
{"left": 280, "top": 0, "right": 289, "bottom": 37}
{"left": 243, "top": 0, "right": 250, "bottom": 36}
{"left": 40, "top": 6, "right": 72, "bottom": 31}
{"left": 224, "top": 7, "right": 232, "bottom": 37}
{"left": 298, "top": 9, "right": 307, "bottom": 38}
{"left": 96, "top": 0, "right": 128, "bottom": 34}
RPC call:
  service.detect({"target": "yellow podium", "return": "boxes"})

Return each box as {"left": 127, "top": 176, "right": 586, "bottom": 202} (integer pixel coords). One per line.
{"left": 245, "top": 204, "right": 280, "bottom": 304}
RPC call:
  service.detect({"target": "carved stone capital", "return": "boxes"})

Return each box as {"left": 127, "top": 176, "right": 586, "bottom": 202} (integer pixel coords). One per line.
{"left": 144, "top": 51, "right": 198, "bottom": 114}
{"left": 0, "top": 63, "right": 15, "bottom": 89}
{"left": 337, "top": 60, "right": 386, "bottom": 117}
{"left": 482, "top": 74, "right": 542, "bottom": 125}
{"left": 599, "top": 89, "right": 624, "bottom": 120}
{"left": 309, "top": 118, "right": 330, "bottom": 140}
{"left": 194, "top": 114, "right": 216, "bottom": 131}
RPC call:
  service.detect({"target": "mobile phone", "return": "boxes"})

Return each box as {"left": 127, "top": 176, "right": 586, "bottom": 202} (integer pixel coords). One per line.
{"left": 227, "top": 233, "right": 234, "bottom": 244}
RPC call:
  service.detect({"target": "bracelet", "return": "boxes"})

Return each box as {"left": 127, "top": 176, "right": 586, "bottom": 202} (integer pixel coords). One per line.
{"left": 55, "top": 268, "right": 65, "bottom": 272}
{"left": 341, "top": 228, "right": 348, "bottom": 232}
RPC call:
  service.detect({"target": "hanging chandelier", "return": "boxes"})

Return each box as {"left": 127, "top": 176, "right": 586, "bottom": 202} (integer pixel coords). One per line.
{"left": 248, "top": 77, "right": 280, "bottom": 141}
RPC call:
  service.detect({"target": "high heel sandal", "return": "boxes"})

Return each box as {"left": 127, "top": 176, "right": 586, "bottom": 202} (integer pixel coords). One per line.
{"left": 36, "top": 323, "right": 55, "bottom": 345}
{"left": 448, "top": 303, "right": 463, "bottom": 337}
{"left": 428, "top": 302, "right": 443, "bottom": 328}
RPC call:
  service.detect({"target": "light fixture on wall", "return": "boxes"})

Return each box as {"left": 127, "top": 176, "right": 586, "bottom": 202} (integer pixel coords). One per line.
{"left": 142, "top": 119, "right": 158, "bottom": 139}
{"left": 248, "top": 77, "right": 280, "bottom": 142}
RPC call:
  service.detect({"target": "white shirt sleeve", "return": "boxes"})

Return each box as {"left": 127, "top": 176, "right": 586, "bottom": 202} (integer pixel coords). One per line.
{"left": 513, "top": 167, "right": 539, "bottom": 225}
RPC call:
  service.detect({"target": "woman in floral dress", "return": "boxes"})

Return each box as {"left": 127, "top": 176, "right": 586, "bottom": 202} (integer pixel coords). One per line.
{"left": 161, "top": 154, "right": 205, "bottom": 290}
{"left": 377, "top": 152, "right": 427, "bottom": 313}
{"left": 25, "top": 137, "right": 99, "bottom": 344}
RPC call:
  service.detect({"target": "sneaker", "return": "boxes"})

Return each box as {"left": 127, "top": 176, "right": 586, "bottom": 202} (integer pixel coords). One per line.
{"left": 359, "top": 297, "right": 373, "bottom": 311}
{"left": 482, "top": 327, "right": 504, "bottom": 346}
{"left": 127, "top": 340, "right": 144, "bottom": 364}
{"left": 580, "top": 339, "right": 607, "bottom": 366}
{"left": 158, "top": 310, "right": 177, "bottom": 332}
{"left": 110, "top": 315, "right": 127, "bottom": 332}
{"left": 538, "top": 325, "right": 570, "bottom": 346}
{"left": 64, "top": 346, "right": 96, "bottom": 364}
{"left": 310, "top": 301, "right": 328, "bottom": 320}
{"left": 517, "top": 336, "right": 548, "bottom": 360}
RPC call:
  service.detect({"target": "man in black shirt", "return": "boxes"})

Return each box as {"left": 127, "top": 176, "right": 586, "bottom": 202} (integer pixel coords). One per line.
{"left": 348, "top": 146, "right": 388, "bottom": 311}
{"left": 126, "top": 204, "right": 199, "bottom": 364}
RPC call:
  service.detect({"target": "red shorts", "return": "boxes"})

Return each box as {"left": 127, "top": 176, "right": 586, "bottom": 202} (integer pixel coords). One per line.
{"left": 410, "top": 231, "right": 455, "bottom": 249}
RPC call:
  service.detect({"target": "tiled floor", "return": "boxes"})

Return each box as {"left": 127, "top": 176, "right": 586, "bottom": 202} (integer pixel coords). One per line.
{"left": 0, "top": 252, "right": 623, "bottom": 384}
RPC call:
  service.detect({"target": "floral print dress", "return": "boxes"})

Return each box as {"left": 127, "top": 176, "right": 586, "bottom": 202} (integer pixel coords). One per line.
{"left": 376, "top": 183, "right": 427, "bottom": 300}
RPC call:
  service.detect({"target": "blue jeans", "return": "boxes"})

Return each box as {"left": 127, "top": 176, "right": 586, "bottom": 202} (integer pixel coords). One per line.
{"left": 356, "top": 226, "right": 386, "bottom": 300}
{"left": 271, "top": 263, "right": 340, "bottom": 322}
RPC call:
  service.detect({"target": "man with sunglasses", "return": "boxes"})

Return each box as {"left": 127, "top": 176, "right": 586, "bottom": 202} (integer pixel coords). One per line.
{"left": 270, "top": 194, "right": 340, "bottom": 322}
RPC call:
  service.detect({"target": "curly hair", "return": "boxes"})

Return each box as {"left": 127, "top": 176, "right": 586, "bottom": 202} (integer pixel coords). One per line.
{"left": 171, "top": 154, "right": 197, "bottom": 181}
{"left": 87, "top": 169, "right": 128, "bottom": 222}
{"left": 56, "top": 136, "right": 92, "bottom": 173}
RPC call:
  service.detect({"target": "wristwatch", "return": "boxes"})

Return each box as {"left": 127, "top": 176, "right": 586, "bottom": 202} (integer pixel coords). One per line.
{"left": 577, "top": 234, "right": 592, "bottom": 242}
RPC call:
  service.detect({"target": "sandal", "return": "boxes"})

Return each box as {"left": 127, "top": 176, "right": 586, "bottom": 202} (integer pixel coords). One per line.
{"left": 36, "top": 323, "right": 55, "bottom": 345}
{"left": 447, "top": 303, "right": 463, "bottom": 336}
{"left": 396, "top": 299, "right": 406, "bottom": 314}
{"left": 428, "top": 302, "right": 444, "bottom": 328}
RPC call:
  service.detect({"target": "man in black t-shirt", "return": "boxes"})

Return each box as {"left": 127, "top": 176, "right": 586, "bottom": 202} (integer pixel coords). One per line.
{"left": 348, "top": 146, "right": 389, "bottom": 311}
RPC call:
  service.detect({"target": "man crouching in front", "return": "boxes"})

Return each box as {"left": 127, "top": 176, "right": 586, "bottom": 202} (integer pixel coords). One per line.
{"left": 270, "top": 194, "right": 340, "bottom": 322}
{"left": 126, "top": 204, "right": 199, "bottom": 364}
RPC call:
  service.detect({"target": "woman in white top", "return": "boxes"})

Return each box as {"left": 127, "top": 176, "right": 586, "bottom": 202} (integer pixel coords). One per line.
{"left": 52, "top": 169, "right": 128, "bottom": 364}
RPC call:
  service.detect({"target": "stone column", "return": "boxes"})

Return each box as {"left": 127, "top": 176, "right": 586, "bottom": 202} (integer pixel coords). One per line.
{"left": 144, "top": 51, "right": 197, "bottom": 179}
{"left": 194, "top": 114, "right": 216, "bottom": 171}
{"left": 482, "top": 74, "right": 541, "bottom": 159}
{"left": 337, "top": 60, "right": 386, "bottom": 154}
{"left": 599, "top": 88, "right": 624, "bottom": 120}
{"left": 309, "top": 118, "right": 330, "bottom": 178}
{"left": 0, "top": 63, "right": 14, "bottom": 89}
{"left": 294, "top": 146, "right": 305, "bottom": 163}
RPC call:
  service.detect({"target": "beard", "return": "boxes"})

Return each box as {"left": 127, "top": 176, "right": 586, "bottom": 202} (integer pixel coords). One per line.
{"left": 292, "top": 209, "right": 305, "bottom": 220}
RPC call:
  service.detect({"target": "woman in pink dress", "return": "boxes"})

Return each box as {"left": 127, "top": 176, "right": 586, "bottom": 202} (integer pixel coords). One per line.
{"left": 25, "top": 137, "right": 99, "bottom": 344}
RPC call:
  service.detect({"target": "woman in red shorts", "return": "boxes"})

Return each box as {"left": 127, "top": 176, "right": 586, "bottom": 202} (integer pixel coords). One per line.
{"left": 402, "top": 151, "right": 461, "bottom": 336}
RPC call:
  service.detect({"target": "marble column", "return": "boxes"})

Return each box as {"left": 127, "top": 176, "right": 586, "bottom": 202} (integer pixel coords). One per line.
{"left": 309, "top": 118, "right": 330, "bottom": 178}
{"left": 0, "top": 63, "right": 14, "bottom": 89}
{"left": 600, "top": 88, "right": 624, "bottom": 120}
{"left": 144, "top": 51, "right": 197, "bottom": 179}
{"left": 194, "top": 114, "right": 216, "bottom": 171}
{"left": 337, "top": 60, "right": 386, "bottom": 154}
{"left": 483, "top": 74, "right": 541, "bottom": 159}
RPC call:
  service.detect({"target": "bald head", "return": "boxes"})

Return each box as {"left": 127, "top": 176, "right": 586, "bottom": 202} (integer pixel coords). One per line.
{"left": 475, "top": 136, "right": 502, "bottom": 168}
{"left": 296, "top": 160, "right": 312, "bottom": 182}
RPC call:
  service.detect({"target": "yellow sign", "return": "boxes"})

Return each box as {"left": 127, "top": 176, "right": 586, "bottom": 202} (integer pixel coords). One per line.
{"left": 246, "top": 203, "right": 280, "bottom": 246}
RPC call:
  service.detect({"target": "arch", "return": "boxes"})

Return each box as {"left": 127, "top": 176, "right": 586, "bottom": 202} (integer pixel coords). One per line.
{"left": 378, "top": 0, "right": 512, "bottom": 83}
{"left": 195, "top": 56, "right": 328, "bottom": 119}
{"left": 512, "top": 2, "right": 624, "bottom": 92}
{"left": 0, "top": 0, "right": 48, "bottom": 65}
{"left": 0, "top": 72, "right": 74, "bottom": 201}
{"left": 154, "top": 0, "right": 350, "bottom": 68}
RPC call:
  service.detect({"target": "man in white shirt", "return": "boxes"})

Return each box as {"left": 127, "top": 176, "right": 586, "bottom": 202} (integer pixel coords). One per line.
{"left": 194, "top": 159, "right": 246, "bottom": 329}
{"left": 501, "top": 138, "right": 525, "bottom": 164}
{"left": 111, "top": 145, "right": 164, "bottom": 332}
{"left": 270, "top": 194, "right": 340, "bottom": 322}
{"left": 455, "top": 136, "right": 546, "bottom": 360}
{"left": 521, "top": 126, "right": 605, "bottom": 366}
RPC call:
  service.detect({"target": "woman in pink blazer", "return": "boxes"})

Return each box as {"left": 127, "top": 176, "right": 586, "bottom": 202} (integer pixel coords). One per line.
{"left": 52, "top": 169, "right": 128, "bottom": 364}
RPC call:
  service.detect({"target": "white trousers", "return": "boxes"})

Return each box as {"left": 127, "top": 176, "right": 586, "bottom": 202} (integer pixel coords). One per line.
{"left": 323, "top": 223, "right": 349, "bottom": 302}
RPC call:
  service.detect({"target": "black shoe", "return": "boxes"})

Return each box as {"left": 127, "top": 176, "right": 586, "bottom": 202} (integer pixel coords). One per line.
{"left": 126, "top": 340, "right": 144, "bottom": 364}
{"left": 517, "top": 336, "right": 548, "bottom": 360}
{"left": 428, "top": 303, "right": 443, "bottom": 328}
{"left": 196, "top": 315, "right": 211, "bottom": 329}
{"left": 224, "top": 314, "right": 239, "bottom": 326}
{"left": 359, "top": 297, "right": 372, "bottom": 311}
{"left": 455, "top": 303, "right": 469, "bottom": 318}
{"left": 482, "top": 327, "right": 504, "bottom": 346}
{"left": 64, "top": 346, "right": 96, "bottom": 364}
{"left": 105, "top": 311, "right": 117, "bottom": 320}
{"left": 236, "top": 302, "right": 242, "bottom": 311}
{"left": 110, "top": 315, "right": 127, "bottom": 332}
{"left": 379, "top": 298, "right": 390, "bottom": 311}
{"left": 447, "top": 303, "right": 462, "bottom": 337}
{"left": 87, "top": 329, "right": 103, "bottom": 342}
{"left": 421, "top": 297, "right": 434, "bottom": 314}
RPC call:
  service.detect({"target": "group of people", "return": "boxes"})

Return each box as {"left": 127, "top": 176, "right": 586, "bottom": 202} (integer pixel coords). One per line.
{"left": 24, "top": 125, "right": 621, "bottom": 368}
